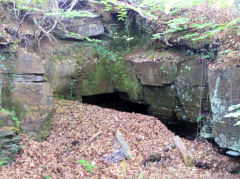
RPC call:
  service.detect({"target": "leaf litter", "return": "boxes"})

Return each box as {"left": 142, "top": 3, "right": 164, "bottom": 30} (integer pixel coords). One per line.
{"left": 0, "top": 99, "right": 240, "bottom": 178}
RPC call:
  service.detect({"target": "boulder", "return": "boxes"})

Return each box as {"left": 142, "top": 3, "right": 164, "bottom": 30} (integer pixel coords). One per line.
{"left": 208, "top": 66, "right": 240, "bottom": 152}
{"left": 132, "top": 60, "right": 177, "bottom": 86}
{"left": 0, "top": 50, "right": 54, "bottom": 141}
{"left": 0, "top": 129, "right": 20, "bottom": 165}
{"left": 126, "top": 49, "right": 209, "bottom": 122}
{"left": 0, "top": 110, "right": 21, "bottom": 165}
{"left": 175, "top": 58, "right": 209, "bottom": 121}
{"left": 54, "top": 15, "right": 104, "bottom": 39}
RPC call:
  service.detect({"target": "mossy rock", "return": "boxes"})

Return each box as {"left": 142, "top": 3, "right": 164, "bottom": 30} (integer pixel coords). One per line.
{"left": 208, "top": 67, "right": 240, "bottom": 152}
{"left": 0, "top": 129, "right": 21, "bottom": 166}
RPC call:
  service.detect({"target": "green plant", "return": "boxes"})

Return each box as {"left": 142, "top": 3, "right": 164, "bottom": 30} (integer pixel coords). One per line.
{"left": 116, "top": 5, "right": 127, "bottom": 21}
{"left": 85, "top": 37, "right": 102, "bottom": 43}
{"left": 1, "top": 108, "right": 21, "bottom": 127}
{"left": 69, "top": 79, "right": 77, "bottom": 99}
{"left": 1, "top": 0, "right": 98, "bottom": 53}
{"left": 78, "top": 159, "right": 97, "bottom": 173}
{"left": 0, "top": 157, "right": 8, "bottom": 167}
{"left": 196, "top": 115, "right": 204, "bottom": 123}
{"left": 160, "top": 65, "right": 167, "bottom": 74}
{"left": 224, "top": 104, "right": 240, "bottom": 126}
{"left": 42, "top": 175, "right": 50, "bottom": 179}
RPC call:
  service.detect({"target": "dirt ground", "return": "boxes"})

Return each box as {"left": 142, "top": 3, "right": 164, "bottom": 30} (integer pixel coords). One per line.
{"left": 0, "top": 99, "right": 240, "bottom": 179}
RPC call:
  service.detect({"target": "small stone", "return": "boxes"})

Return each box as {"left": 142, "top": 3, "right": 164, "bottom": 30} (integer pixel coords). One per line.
{"left": 71, "top": 140, "right": 79, "bottom": 146}
{"left": 149, "top": 153, "right": 161, "bottom": 162}
{"left": 171, "top": 144, "right": 176, "bottom": 149}
{"left": 226, "top": 150, "right": 240, "bottom": 157}
{"left": 163, "top": 146, "right": 170, "bottom": 153}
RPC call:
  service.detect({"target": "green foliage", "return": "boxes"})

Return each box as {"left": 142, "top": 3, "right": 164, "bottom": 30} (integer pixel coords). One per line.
{"left": 69, "top": 79, "right": 77, "bottom": 99}
{"left": 100, "top": 0, "right": 113, "bottom": 11}
{"left": 147, "top": 0, "right": 240, "bottom": 42}
{"left": 78, "top": 159, "right": 97, "bottom": 173}
{"left": 116, "top": 5, "right": 127, "bottom": 21}
{"left": 152, "top": 17, "right": 190, "bottom": 39}
{"left": 85, "top": 37, "right": 102, "bottom": 43}
{"left": 1, "top": 108, "right": 21, "bottom": 127}
{"left": 224, "top": 104, "right": 240, "bottom": 126}
{"left": 196, "top": 115, "right": 204, "bottom": 122}
{"left": 42, "top": 175, "right": 50, "bottom": 179}
{"left": 160, "top": 65, "right": 167, "bottom": 74}
{"left": 0, "top": 157, "right": 8, "bottom": 167}
{"left": 0, "top": 54, "right": 7, "bottom": 71}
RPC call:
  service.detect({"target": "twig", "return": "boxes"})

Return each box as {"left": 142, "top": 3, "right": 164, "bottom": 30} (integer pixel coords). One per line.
{"left": 67, "top": 0, "right": 78, "bottom": 12}
{"left": 88, "top": 131, "right": 102, "bottom": 144}
{"left": 14, "top": 13, "right": 34, "bottom": 37}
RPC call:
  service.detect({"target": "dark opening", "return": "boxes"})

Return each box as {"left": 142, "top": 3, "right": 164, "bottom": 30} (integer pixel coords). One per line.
{"left": 165, "top": 121, "right": 199, "bottom": 140}
{"left": 82, "top": 92, "right": 199, "bottom": 140}
{"left": 82, "top": 92, "right": 149, "bottom": 114}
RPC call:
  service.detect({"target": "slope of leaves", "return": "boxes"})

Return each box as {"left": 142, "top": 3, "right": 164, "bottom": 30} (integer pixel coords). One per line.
{"left": 0, "top": 99, "right": 239, "bottom": 178}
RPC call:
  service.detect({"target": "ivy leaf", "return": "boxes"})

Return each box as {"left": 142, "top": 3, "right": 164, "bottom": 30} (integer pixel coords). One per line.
{"left": 228, "top": 104, "right": 240, "bottom": 111}
{"left": 224, "top": 110, "right": 240, "bottom": 118}
{"left": 234, "top": 121, "right": 240, "bottom": 126}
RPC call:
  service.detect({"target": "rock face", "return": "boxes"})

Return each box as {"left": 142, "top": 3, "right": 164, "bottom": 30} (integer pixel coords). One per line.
{"left": 40, "top": 2, "right": 240, "bottom": 153}
{"left": 48, "top": 42, "right": 240, "bottom": 152}
{"left": 54, "top": 15, "right": 104, "bottom": 39}
{"left": 0, "top": 50, "right": 54, "bottom": 141}
{"left": 0, "top": 127, "right": 20, "bottom": 165}
{"left": 207, "top": 66, "right": 240, "bottom": 152}
{"left": 128, "top": 50, "right": 210, "bottom": 123}
{"left": 52, "top": 44, "right": 208, "bottom": 124}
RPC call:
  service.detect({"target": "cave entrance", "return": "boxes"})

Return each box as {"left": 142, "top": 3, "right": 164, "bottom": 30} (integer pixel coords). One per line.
{"left": 82, "top": 92, "right": 198, "bottom": 140}
{"left": 165, "top": 121, "right": 199, "bottom": 140}
{"left": 82, "top": 92, "right": 149, "bottom": 114}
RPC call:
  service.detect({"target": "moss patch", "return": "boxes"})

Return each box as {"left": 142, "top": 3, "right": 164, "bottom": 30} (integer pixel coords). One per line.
{"left": 112, "top": 59, "right": 142, "bottom": 100}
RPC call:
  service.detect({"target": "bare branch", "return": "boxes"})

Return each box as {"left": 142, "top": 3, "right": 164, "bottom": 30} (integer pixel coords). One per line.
{"left": 14, "top": 13, "right": 35, "bottom": 37}
{"left": 67, "top": 0, "right": 78, "bottom": 12}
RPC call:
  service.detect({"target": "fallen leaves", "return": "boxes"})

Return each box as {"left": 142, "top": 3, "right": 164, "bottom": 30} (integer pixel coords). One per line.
{"left": 0, "top": 98, "right": 239, "bottom": 178}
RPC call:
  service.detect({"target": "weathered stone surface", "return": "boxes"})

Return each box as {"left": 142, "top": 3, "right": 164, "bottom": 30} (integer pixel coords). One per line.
{"left": 54, "top": 15, "right": 104, "bottom": 39}
{"left": 132, "top": 60, "right": 177, "bottom": 86}
{"left": 208, "top": 66, "right": 240, "bottom": 152}
{"left": 166, "top": 31, "right": 211, "bottom": 50}
{"left": 0, "top": 129, "right": 20, "bottom": 164}
{"left": 0, "top": 51, "right": 54, "bottom": 141}
{"left": 175, "top": 59, "right": 209, "bottom": 121}
{"left": 10, "top": 81, "right": 53, "bottom": 140}
{"left": 143, "top": 86, "right": 176, "bottom": 108}
{"left": 78, "top": 58, "right": 114, "bottom": 96}
{"left": 13, "top": 53, "right": 45, "bottom": 74}
{"left": 47, "top": 59, "right": 79, "bottom": 95}
{"left": 125, "top": 49, "right": 209, "bottom": 122}
{"left": 0, "top": 111, "right": 15, "bottom": 127}
{"left": 53, "top": 44, "right": 209, "bottom": 124}
{"left": 0, "top": 115, "right": 21, "bottom": 166}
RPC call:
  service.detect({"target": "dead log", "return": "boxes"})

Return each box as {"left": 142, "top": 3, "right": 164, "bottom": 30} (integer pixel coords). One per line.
{"left": 174, "top": 136, "right": 193, "bottom": 167}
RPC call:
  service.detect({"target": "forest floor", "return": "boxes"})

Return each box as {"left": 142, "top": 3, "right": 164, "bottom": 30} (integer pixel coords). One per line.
{"left": 1, "top": 99, "right": 240, "bottom": 179}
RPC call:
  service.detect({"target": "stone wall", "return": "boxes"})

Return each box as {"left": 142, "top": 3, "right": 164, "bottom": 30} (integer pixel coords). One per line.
{"left": 0, "top": 49, "right": 54, "bottom": 164}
